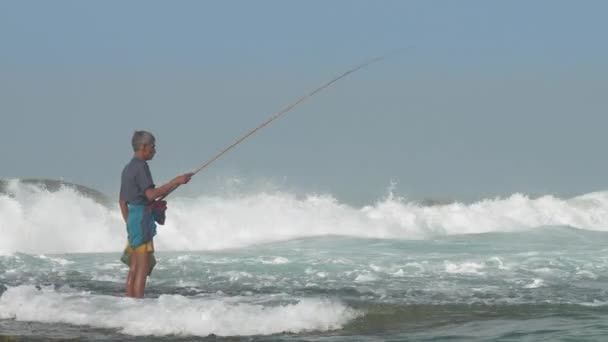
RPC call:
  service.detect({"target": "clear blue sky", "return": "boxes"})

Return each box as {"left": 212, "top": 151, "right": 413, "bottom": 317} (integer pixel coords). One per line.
{"left": 1, "top": 0, "right": 607, "bottom": 202}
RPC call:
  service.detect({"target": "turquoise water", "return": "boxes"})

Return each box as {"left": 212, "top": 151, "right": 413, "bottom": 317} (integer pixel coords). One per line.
{"left": 3, "top": 227, "right": 608, "bottom": 341}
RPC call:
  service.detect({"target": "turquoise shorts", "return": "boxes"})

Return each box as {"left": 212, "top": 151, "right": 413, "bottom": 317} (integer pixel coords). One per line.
{"left": 126, "top": 204, "right": 157, "bottom": 248}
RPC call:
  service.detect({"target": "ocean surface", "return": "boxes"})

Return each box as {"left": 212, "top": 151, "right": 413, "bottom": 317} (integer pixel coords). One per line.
{"left": 2, "top": 179, "right": 608, "bottom": 341}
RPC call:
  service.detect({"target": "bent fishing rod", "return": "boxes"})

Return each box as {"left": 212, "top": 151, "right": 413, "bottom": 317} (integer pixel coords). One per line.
{"left": 160, "top": 50, "right": 405, "bottom": 200}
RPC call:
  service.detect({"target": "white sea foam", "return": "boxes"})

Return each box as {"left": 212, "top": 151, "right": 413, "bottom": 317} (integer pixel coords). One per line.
{"left": 445, "top": 261, "right": 485, "bottom": 275}
{"left": 486, "top": 256, "right": 509, "bottom": 270}
{"left": 392, "top": 269, "right": 405, "bottom": 277}
{"left": 403, "top": 262, "right": 425, "bottom": 271}
{"left": 0, "top": 180, "right": 123, "bottom": 254}
{"left": 581, "top": 300, "right": 608, "bottom": 307}
{"left": 354, "top": 272, "right": 378, "bottom": 282}
{"left": 3, "top": 180, "right": 608, "bottom": 254}
{"left": 259, "top": 256, "right": 290, "bottom": 264}
{"left": 37, "top": 255, "right": 74, "bottom": 265}
{"left": 0, "top": 285, "right": 360, "bottom": 337}
{"left": 95, "top": 262, "right": 123, "bottom": 270}
{"left": 575, "top": 270, "right": 598, "bottom": 280}
{"left": 524, "top": 279, "right": 545, "bottom": 289}
{"left": 222, "top": 271, "right": 253, "bottom": 282}
{"left": 91, "top": 274, "right": 122, "bottom": 282}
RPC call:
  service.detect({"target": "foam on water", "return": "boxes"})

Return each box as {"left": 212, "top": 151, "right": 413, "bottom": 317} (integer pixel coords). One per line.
{"left": 0, "top": 285, "right": 359, "bottom": 337}
{"left": 0, "top": 180, "right": 122, "bottom": 254}
{"left": 524, "top": 279, "right": 544, "bottom": 288}
{"left": 445, "top": 261, "right": 485, "bottom": 275}
{"left": 2, "top": 180, "right": 608, "bottom": 254}
{"left": 259, "top": 256, "right": 290, "bottom": 264}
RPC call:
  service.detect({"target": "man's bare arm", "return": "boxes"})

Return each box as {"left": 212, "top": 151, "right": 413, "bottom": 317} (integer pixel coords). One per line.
{"left": 119, "top": 200, "right": 128, "bottom": 223}
{"left": 144, "top": 173, "right": 193, "bottom": 202}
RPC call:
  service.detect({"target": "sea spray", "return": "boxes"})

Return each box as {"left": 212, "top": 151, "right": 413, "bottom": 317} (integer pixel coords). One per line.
{"left": 2, "top": 181, "right": 608, "bottom": 254}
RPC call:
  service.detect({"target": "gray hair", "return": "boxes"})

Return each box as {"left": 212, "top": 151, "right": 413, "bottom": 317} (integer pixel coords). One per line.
{"left": 131, "top": 131, "right": 156, "bottom": 151}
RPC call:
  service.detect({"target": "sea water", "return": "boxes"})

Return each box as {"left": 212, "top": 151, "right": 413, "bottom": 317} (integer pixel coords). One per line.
{"left": 2, "top": 180, "right": 608, "bottom": 341}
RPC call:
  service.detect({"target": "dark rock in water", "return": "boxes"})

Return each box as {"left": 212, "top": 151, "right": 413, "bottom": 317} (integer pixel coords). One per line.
{"left": 418, "top": 198, "right": 454, "bottom": 207}
{"left": 0, "top": 178, "right": 111, "bottom": 207}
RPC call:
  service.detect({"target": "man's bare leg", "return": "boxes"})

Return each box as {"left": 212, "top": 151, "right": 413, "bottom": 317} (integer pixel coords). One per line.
{"left": 133, "top": 252, "right": 150, "bottom": 298}
{"left": 126, "top": 252, "right": 137, "bottom": 297}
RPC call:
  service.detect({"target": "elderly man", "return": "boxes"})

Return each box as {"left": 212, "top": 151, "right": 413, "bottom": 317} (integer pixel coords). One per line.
{"left": 119, "top": 130, "right": 192, "bottom": 298}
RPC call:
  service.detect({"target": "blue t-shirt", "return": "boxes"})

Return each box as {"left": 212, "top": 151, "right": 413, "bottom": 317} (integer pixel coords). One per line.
{"left": 119, "top": 157, "right": 155, "bottom": 205}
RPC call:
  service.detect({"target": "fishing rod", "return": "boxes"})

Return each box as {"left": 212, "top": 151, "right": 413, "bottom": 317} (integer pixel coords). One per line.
{"left": 160, "top": 49, "right": 405, "bottom": 200}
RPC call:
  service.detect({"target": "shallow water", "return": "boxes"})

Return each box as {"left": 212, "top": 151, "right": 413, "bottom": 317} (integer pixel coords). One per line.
{"left": 3, "top": 229, "right": 608, "bottom": 341}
